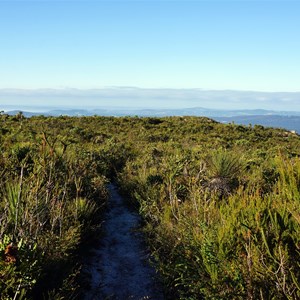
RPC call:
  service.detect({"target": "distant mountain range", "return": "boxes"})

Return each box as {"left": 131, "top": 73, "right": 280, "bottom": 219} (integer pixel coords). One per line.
{"left": 3, "top": 106, "right": 300, "bottom": 133}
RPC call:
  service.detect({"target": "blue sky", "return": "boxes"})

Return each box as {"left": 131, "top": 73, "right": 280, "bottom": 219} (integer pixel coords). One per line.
{"left": 0, "top": 0, "right": 299, "bottom": 109}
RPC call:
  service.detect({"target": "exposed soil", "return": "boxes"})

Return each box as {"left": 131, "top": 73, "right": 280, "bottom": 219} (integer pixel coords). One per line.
{"left": 83, "top": 184, "right": 164, "bottom": 300}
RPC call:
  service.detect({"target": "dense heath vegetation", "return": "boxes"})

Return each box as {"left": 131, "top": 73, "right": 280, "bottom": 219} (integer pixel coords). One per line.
{"left": 0, "top": 113, "right": 300, "bottom": 299}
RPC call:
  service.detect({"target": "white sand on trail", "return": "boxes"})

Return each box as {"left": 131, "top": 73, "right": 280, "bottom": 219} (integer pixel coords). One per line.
{"left": 83, "top": 184, "right": 165, "bottom": 300}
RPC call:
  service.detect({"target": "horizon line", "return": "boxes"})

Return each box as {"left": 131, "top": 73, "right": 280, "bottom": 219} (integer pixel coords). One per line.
{"left": 1, "top": 104, "right": 300, "bottom": 113}
{"left": 1, "top": 87, "right": 300, "bottom": 93}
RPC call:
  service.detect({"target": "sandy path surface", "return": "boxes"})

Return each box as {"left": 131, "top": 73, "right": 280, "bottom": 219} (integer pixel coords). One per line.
{"left": 83, "top": 184, "right": 164, "bottom": 300}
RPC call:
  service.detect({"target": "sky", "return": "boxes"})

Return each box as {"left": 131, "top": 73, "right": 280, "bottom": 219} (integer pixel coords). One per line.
{"left": 0, "top": 0, "right": 300, "bottom": 109}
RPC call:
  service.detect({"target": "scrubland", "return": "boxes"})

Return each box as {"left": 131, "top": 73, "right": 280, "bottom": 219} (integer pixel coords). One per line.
{"left": 1, "top": 114, "right": 299, "bottom": 299}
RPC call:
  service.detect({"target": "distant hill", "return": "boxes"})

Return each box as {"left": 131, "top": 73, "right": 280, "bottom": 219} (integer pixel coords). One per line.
{"left": 4, "top": 106, "right": 300, "bottom": 133}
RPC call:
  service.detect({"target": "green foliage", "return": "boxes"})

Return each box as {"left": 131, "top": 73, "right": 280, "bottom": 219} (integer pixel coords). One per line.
{"left": 105, "top": 116, "right": 300, "bottom": 299}
{"left": 205, "top": 149, "right": 245, "bottom": 197}
{"left": 206, "top": 149, "right": 245, "bottom": 181}
{"left": 0, "top": 235, "right": 41, "bottom": 300}
{"left": 0, "top": 116, "right": 108, "bottom": 299}
{"left": 1, "top": 114, "right": 300, "bottom": 299}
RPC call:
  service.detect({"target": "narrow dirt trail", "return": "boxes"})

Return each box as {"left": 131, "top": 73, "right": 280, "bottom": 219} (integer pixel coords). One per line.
{"left": 83, "top": 184, "right": 165, "bottom": 300}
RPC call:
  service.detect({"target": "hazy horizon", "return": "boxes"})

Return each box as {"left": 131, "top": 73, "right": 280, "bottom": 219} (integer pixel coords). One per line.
{"left": 1, "top": 87, "right": 300, "bottom": 112}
